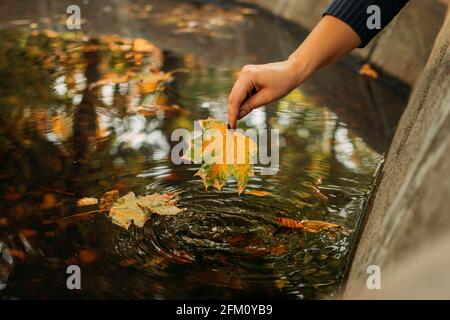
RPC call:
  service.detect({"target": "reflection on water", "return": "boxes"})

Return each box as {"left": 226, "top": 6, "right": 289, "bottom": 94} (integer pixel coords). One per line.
{"left": 0, "top": 0, "right": 406, "bottom": 299}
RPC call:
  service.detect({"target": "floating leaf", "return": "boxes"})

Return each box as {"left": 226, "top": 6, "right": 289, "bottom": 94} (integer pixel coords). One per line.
{"left": 78, "top": 250, "right": 98, "bottom": 264}
{"left": 275, "top": 217, "right": 340, "bottom": 233}
{"left": 183, "top": 118, "right": 257, "bottom": 194}
{"left": 41, "top": 193, "right": 57, "bottom": 209}
{"left": 301, "top": 220, "right": 340, "bottom": 233}
{"left": 76, "top": 197, "right": 99, "bottom": 207}
{"left": 244, "top": 190, "right": 272, "bottom": 197}
{"left": 275, "top": 217, "right": 304, "bottom": 230}
{"left": 136, "top": 193, "right": 182, "bottom": 216}
{"left": 359, "top": 63, "right": 379, "bottom": 79}
{"left": 109, "top": 192, "right": 148, "bottom": 229}
{"left": 109, "top": 192, "right": 182, "bottom": 229}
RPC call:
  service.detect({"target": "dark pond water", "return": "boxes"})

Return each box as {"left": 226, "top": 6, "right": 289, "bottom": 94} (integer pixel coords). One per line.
{"left": 0, "top": 0, "right": 407, "bottom": 299}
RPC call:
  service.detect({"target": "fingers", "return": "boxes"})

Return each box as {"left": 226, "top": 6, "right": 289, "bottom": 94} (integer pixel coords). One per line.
{"left": 238, "top": 89, "right": 271, "bottom": 119}
{"left": 227, "top": 65, "right": 257, "bottom": 129}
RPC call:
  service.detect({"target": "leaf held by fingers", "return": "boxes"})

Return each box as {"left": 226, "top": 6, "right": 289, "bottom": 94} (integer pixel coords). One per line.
{"left": 182, "top": 118, "right": 257, "bottom": 194}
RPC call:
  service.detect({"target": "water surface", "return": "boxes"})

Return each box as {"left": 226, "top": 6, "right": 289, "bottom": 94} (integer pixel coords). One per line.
{"left": 0, "top": 0, "right": 407, "bottom": 299}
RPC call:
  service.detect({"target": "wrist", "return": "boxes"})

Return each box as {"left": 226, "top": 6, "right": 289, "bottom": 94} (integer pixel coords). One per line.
{"left": 286, "top": 54, "right": 314, "bottom": 86}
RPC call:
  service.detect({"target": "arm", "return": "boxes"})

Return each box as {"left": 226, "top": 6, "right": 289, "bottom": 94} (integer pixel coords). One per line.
{"left": 227, "top": 0, "right": 409, "bottom": 128}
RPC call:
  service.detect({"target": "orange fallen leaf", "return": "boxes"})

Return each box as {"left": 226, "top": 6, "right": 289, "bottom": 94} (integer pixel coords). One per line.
{"left": 275, "top": 217, "right": 340, "bottom": 233}
{"left": 275, "top": 279, "right": 287, "bottom": 290}
{"left": 119, "top": 259, "right": 137, "bottom": 267}
{"left": 19, "top": 229, "right": 37, "bottom": 237}
{"left": 41, "top": 193, "right": 57, "bottom": 209}
{"left": 78, "top": 250, "right": 98, "bottom": 264}
{"left": 359, "top": 63, "right": 379, "bottom": 79}
{"left": 244, "top": 190, "right": 272, "bottom": 197}
{"left": 301, "top": 220, "right": 340, "bottom": 233}
{"left": 3, "top": 192, "right": 22, "bottom": 201}
{"left": 275, "top": 217, "right": 304, "bottom": 230}
{"left": 270, "top": 244, "right": 287, "bottom": 256}
{"left": 0, "top": 217, "right": 9, "bottom": 226}
{"left": 64, "top": 257, "right": 79, "bottom": 265}
{"left": 44, "top": 231, "right": 56, "bottom": 238}
{"left": 8, "top": 249, "right": 26, "bottom": 261}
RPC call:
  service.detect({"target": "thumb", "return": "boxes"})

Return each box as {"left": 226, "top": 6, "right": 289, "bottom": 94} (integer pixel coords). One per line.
{"left": 238, "top": 89, "right": 271, "bottom": 119}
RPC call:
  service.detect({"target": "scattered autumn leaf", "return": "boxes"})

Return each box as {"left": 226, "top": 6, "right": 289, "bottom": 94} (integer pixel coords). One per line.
{"left": 99, "top": 189, "right": 120, "bottom": 211}
{"left": 44, "top": 231, "right": 56, "bottom": 238}
{"left": 359, "top": 63, "right": 379, "bottom": 79}
{"left": 78, "top": 250, "right": 98, "bottom": 264}
{"left": 19, "top": 229, "right": 37, "bottom": 237}
{"left": 275, "top": 279, "right": 287, "bottom": 290}
{"left": 76, "top": 197, "right": 99, "bottom": 206}
{"left": 109, "top": 192, "right": 182, "bottom": 229}
{"left": 275, "top": 217, "right": 340, "bottom": 233}
{"left": 270, "top": 244, "right": 287, "bottom": 256}
{"left": 244, "top": 190, "right": 272, "bottom": 197}
{"left": 0, "top": 217, "right": 9, "bottom": 226}
{"left": 41, "top": 193, "right": 57, "bottom": 209}
{"left": 3, "top": 192, "right": 22, "bottom": 201}
{"left": 109, "top": 192, "right": 148, "bottom": 229}
{"left": 275, "top": 217, "right": 304, "bottom": 230}
{"left": 119, "top": 259, "right": 137, "bottom": 267}
{"left": 8, "top": 249, "right": 26, "bottom": 261}
{"left": 301, "top": 220, "right": 340, "bottom": 233}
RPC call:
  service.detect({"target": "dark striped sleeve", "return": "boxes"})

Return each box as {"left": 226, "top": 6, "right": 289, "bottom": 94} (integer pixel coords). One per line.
{"left": 323, "top": 0, "right": 410, "bottom": 48}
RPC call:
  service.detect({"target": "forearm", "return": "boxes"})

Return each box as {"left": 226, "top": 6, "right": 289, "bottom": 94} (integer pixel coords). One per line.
{"left": 287, "top": 15, "right": 361, "bottom": 85}
{"left": 286, "top": 0, "right": 409, "bottom": 87}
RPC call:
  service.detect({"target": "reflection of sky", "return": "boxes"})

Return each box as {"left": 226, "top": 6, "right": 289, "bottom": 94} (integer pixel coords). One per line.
{"left": 334, "top": 126, "right": 358, "bottom": 171}
{"left": 107, "top": 114, "right": 170, "bottom": 160}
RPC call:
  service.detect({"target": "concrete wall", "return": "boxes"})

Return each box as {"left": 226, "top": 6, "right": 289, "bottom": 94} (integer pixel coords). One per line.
{"left": 238, "top": 0, "right": 448, "bottom": 86}
{"left": 345, "top": 7, "right": 450, "bottom": 299}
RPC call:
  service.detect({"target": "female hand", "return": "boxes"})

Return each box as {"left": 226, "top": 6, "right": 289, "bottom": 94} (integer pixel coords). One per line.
{"left": 227, "top": 60, "right": 307, "bottom": 129}
{"left": 227, "top": 15, "right": 361, "bottom": 129}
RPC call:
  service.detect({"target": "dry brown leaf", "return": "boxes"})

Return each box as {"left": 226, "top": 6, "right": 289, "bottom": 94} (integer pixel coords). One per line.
{"left": 76, "top": 197, "right": 98, "bottom": 206}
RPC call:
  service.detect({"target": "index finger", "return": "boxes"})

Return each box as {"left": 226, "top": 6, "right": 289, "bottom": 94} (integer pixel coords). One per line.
{"left": 227, "top": 75, "right": 252, "bottom": 129}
